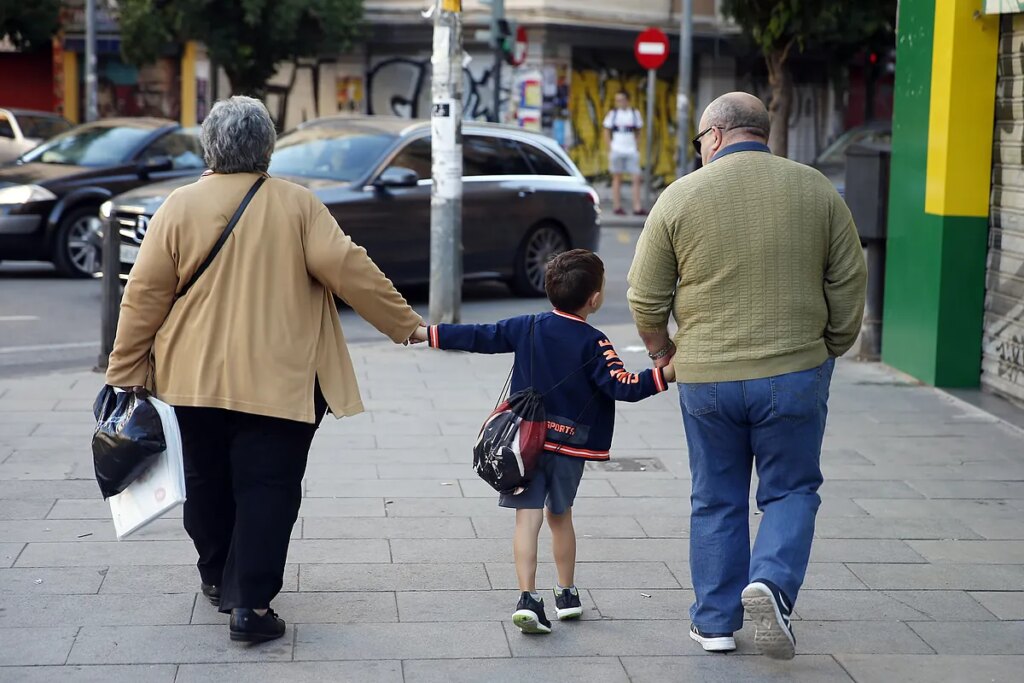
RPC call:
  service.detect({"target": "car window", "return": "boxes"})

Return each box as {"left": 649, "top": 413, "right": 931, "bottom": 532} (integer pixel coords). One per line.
{"left": 0, "top": 115, "right": 13, "bottom": 139}
{"left": 388, "top": 137, "right": 431, "bottom": 179}
{"left": 16, "top": 115, "right": 71, "bottom": 140}
{"left": 463, "top": 135, "right": 532, "bottom": 176}
{"left": 517, "top": 141, "right": 570, "bottom": 176}
{"left": 141, "top": 131, "right": 205, "bottom": 169}
{"left": 20, "top": 124, "right": 155, "bottom": 165}
{"left": 270, "top": 129, "right": 396, "bottom": 182}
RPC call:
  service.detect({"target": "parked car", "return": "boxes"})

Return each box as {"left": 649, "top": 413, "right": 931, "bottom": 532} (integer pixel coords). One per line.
{"left": 813, "top": 121, "right": 892, "bottom": 198}
{"left": 109, "top": 116, "right": 600, "bottom": 296}
{"left": 0, "top": 118, "right": 204, "bottom": 277}
{"left": 0, "top": 109, "right": 72, "bottom": 164}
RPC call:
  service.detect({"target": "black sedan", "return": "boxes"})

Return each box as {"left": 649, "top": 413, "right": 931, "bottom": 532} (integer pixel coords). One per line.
{"left": 0, "top": 118, "right": 203, "bottom": 277}
{"left": 110, "top": 116, "right": 600, "bottom": 297}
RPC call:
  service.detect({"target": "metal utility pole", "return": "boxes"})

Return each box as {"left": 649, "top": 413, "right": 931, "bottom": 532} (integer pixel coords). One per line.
{"left": 676, "top": 0, "right": 694, "bottom": 177}
{"left": 643, "top": 71, "right": 656, "bottom": 210}
{"left": 489, "top": 0, "right": 505, "bottom": 123}
{"left": 97, "top": 205, "right": 119, "bottom": 371}
{"left": 429, "top": 0, "right": 464, "bottom": 323}
{"left": 85, "top": 0, "right": 98, "bottom": 122}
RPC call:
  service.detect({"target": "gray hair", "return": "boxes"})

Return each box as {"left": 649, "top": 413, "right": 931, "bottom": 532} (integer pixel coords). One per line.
{"left": 200, "top": 96, "right": 277, "bottom": 174}
{"left": 703, "top": 93, "right": 770, "bottom": 140}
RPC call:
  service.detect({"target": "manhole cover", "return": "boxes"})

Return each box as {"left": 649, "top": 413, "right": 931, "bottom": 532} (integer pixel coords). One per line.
{"left": 587, "top": 458, "right": 666, "bottom": 472}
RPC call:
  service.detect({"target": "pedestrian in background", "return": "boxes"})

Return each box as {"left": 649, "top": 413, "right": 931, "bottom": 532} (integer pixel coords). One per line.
{"left": 105, "top": 96, "right": 423, "bottom": 643}
{"left": 627, "top": 92, "right": 867, "bottom": 659}
{"left": 603, "top": 91, "right": 646, "bottom": 216}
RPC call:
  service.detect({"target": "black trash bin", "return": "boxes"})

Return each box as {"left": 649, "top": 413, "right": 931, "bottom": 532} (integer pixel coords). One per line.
{"left": 845, "top": 142, "right": 892, "bottom": 360}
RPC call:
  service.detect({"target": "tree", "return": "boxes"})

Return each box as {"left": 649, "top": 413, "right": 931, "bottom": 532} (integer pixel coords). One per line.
{"left": 0, "top": 0, "right": 62, "bottom": 50}
{"left": 721, "top": 0, "right": 896, "bottom": 157}
{"left": 117, "top": 0, "right": 362, "bottom": 98}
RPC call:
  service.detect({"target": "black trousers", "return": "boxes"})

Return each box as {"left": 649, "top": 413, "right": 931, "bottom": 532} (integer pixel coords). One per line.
{"left": 176, "top": 387, "right": 326, "bottom": 613}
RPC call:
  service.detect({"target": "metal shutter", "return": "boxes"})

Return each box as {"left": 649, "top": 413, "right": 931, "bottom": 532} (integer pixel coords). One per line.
{"left": 985, "top": 14, "right": 1024, "bottom": 404}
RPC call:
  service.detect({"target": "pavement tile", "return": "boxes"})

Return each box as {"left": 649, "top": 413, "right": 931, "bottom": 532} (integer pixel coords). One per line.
{"left": 621, "top": 655, "right": 854, "bottom": 682}
{"left": 404, "top": 657, "right": 630, "bottom": 683}
{"left": 606, "top": 478, "right": 690, "bottom": 497}
{"left": 0, "top": 626, "right": 77, "bottom": 665}
{"left": 191, "top": 591, "right": 398, "bottom": 625}
{"left": 907, "top": 621, "right": 1024, "bottom": 654}
{"left": 47, "top": 498, "right": 182, "bottom": 520}
{"left": 810, "top": 517, "right": 982, "bottom": 540}
{"left": 301, "top": 463, "right": 378, "bottom": 480}
{"left": 0, "top": 593, "right": 195, "bottom": 627}
{"left": 299, "top": 563, "right": 490, "bottom": 592}
{"left": 459, "top": 477, "right": 617, "bottom": 498}
{"left": 969, "top": 592, "right": 1024, "bottom": 620}
{"left": 905, "top": 540, "right": 1024, "bottom": 564}
{"left": 175, "top": 662, "right": 403, "bottom": 683}
{"left": 849, "top": 564, "right": 1024, "bottom": 590}
{"left": 0, "top": 567, "right": 106, "bottom": 594}
{"left": 905, "top": 480, "right": 1024, "bottom": 499}
{"left": 0, "top": 479, "right": 97, "bottom": 499}
{"left": 588, "top": 588, "right": 695, "bottom": 620}
{"left": 381, "top": 498, "right": 507, "bottom": 517}
{"left": 375, "top": 464, "right": 469, "bottom": 479}
{"left": 820, "top": 480, "right": 925, "bottom": 499}
{"left": 800, "top": 563, "right": 871, "bottom": 590}
{"left": 794, "top": 620, "right": 933, "bottom": 654}
{"left": 877, "top": 591, "right": 999, "bottom": 621}
{"left": 470, "top": 515, "right": 646, "bottom": 539}
{"left": 794, "top": 590, "right": 959, "bottom": 621}
{"left": 835, "top": 655, "right": 1024, "bottom": 683}
{"left": 0, "top": 519, "right": 129, "bottom": 543}
{"left": 308, "top": 448, "right": 453, "bottom": 464}
{"left": 297, "top": 498, "right": 386, "bottom": 517}
{"left": 99, "top": 565, "right": 298, "bottom": 594}
{"left": 963, "top": 518, "right": 1024, "bottom": 540}
{"left": 808, "top": 539, "right": 925, "bottom": 564}
{"left": 16, "top": 540, "right": 196, "bottom": 567}
{"left": 397, "top": 589, "right": 601, "bottom": 622}
{"left": 0, "top": 665, "right": 178, "bottom": 682}
{"left": 0, "top": 541, "right": 23, "bottom": 567}
{"left": 390, "top": 537, "right": 688, "bottom": 563}
{"left": 504, "top": 619, "right": 691, "bottom": 656}
{"left": 294, "top": 622, "right": 509, "bottom": 660}
{"left": 302, "top": 516, "right": 475, "bottom": 539}
{"left": 67, "top": 625, "right": 294, "bottom": 664}
{"left": 486, "top": 562, "right": 681, "bottom": 590}
{"left": 284, "top": 539, "right": 391, "bottom": 564}
{"left": 854, "top": 498, "right": 1023, "bottom": 519}
{"left": 305, "top": 478, "right": 463, "bottom": 498}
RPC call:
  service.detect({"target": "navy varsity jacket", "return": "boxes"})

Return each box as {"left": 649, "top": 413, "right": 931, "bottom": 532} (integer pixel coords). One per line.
{"left": 427, "top": 310, "right": 669, "bottom": 460}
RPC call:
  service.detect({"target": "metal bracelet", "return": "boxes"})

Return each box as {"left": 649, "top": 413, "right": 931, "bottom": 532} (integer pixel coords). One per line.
{"left": 648, "top": 343, "right": 675, "bottom": 361}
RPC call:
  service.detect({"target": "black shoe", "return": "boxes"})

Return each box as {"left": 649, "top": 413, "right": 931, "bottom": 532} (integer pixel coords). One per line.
{"left": 201, "top": 583, "right": 221, "bottom": 607}
{"left": 229, "top": 608, "right": 286, "bottom": 643}
{"left": 689, "top": 624, "right": 736, "bottom": 652}
{"left": 742, "top": 579, "right": 796, "bottom": 660}
{"left": 512, "top": 592, "right": 552, "bottom": 634}
{"left": 553, "top": 586, "right": 582, "bottom": 620}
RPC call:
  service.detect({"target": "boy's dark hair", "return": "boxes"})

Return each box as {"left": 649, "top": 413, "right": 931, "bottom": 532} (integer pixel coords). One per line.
{"left": 545, "top": 249, "right": 605, "bottom": 313}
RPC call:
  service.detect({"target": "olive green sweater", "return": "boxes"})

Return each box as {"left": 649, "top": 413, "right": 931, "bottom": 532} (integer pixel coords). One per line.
{"left": 627, "top": 148, "right": 867, "bottom": 383}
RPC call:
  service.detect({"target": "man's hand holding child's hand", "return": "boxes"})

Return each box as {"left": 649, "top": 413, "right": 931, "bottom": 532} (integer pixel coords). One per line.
{"left": 662, "top": 364, "right": 676, "bottom": 383}
{"left": 409, "top": 324, "right": 429, "bottom": 345}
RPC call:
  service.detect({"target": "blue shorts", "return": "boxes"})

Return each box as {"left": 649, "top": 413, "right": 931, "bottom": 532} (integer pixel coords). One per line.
{"left": 498, "top": 453, "right": 586, "bottom": 514}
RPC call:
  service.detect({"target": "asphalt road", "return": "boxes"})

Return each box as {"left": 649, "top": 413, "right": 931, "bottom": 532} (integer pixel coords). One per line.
{"left": 0, "top": 226, "right": 644, "bottom": 379}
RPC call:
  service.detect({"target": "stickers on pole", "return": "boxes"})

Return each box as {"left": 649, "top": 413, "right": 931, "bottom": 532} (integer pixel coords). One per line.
{"left": 432, "top": 99, "right": 462, "bottom": 200}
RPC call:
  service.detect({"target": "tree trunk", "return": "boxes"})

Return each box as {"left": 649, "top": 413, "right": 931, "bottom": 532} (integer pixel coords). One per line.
{"left": 765, "top": 48, "right": 793, "bottom": 158}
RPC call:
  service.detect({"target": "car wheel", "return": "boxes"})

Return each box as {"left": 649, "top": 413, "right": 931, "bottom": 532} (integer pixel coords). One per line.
{"left": 511, "top": 223, "right": 569, "bottom": 297}
{"left": 53, "top": 207, "right": 102, "bottom": 278}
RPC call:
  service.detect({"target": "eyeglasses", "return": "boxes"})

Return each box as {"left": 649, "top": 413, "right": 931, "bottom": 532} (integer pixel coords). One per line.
{"left": 691, "top": 126, "right": 715, "bottom": 156}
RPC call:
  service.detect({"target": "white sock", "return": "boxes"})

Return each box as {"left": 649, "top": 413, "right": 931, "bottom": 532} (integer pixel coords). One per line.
{"left": 529, "top": 591, "right": 543, "bottom": 602}
{"left": 556, "top": 584, "right": 578, "bottom": 595}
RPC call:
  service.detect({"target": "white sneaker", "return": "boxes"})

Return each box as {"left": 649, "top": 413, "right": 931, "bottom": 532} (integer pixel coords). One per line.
{"left": 742, "top": 580, "right": 796, "bottom": 660}
{"left": 689, "top": 624, "right": 737, "bottom": 653}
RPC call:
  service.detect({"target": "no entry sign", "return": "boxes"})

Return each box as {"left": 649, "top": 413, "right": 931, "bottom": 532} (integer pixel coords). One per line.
{"left": 634, "top": 28, "right": 669, "bottom": 71}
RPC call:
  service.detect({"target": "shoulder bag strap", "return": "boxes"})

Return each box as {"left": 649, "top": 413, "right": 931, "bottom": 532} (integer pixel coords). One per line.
{"left": 175, "top": 176, "right": 266, "bottom": 301}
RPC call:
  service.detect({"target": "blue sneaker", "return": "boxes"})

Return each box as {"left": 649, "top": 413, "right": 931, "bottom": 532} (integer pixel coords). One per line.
{"left": 742, "top": 579, "right": 796, "bottom": 660}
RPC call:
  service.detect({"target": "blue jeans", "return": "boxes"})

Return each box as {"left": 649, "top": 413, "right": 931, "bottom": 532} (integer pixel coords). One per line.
{"left": 678, "top": 358, "right": 835, "bottom": 633}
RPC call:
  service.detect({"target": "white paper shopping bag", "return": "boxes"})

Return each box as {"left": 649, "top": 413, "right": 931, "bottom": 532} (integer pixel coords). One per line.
{"left": 108, "top": 396, "right": 186, "bottom": 539}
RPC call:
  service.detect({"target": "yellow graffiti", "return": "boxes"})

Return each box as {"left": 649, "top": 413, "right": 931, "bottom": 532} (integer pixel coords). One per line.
{"left": 568, "top": 70, "right": 682, "bottom": 182}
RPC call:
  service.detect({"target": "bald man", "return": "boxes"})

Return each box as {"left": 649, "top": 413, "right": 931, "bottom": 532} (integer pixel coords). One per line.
{"left": 627, "top": 93, "right": 866, "bottom": 659}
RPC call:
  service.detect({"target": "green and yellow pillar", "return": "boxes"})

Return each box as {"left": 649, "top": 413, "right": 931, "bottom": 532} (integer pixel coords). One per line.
{"left": 882, "top": 0, "right": 1000, "bottom": 387}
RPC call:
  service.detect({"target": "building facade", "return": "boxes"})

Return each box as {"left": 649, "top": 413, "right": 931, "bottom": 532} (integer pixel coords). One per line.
{"left": 883, "top": 0, "right": 1024, "bottom": 405}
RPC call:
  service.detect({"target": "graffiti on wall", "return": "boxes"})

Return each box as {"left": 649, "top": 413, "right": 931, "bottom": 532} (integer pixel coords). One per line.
{"left": 567, "top": 68, "right": 680, "bottom": 181}
{"left": 365, "top": 55, "right": 509, "bottom": 122}
{"left": 263, "top": 58, "right": 364, "bottom": 131}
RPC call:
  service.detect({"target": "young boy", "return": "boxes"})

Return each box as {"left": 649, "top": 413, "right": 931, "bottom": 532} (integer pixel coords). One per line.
{"left": 413, "top": 249, "right": 675, "bottom": 634}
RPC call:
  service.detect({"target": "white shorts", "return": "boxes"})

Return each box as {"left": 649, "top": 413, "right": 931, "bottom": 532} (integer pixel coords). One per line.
{"left": 609, "top": 151, "right": 641, "bottom": 175}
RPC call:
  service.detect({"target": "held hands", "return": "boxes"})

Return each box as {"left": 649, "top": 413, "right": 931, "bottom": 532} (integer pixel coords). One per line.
{"left": 661, "top": 363, "right": 676, "bottom": 383}
{"left": 407, "top": 324, "right": 429, "bottom": 345}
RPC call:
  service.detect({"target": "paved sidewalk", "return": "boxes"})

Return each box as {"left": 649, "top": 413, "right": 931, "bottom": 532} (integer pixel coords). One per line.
{"left": 1, "top": 325, "right": 1024, "bottom": 682}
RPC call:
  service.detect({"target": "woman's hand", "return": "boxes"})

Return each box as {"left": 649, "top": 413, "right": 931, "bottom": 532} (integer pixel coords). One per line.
{"left": 407, "top": 324, "right": 429, "bottom": 345}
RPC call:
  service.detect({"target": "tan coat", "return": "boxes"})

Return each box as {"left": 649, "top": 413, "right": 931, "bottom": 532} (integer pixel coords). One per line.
{"left": 106, "top": 172, "right": 423, "bottom": 423}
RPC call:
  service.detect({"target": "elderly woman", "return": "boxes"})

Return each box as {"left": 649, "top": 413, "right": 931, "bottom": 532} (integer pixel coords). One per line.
{"left": 106, "top": 97, "right": 422, "bottom": 643}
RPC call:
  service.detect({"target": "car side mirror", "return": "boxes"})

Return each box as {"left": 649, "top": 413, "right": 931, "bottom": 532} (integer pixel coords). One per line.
{"left": 374, "top": 166, "right": 419, "bottom": 189}
{"left": 140, "top": 155, "right": 173, "bottom": 176}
